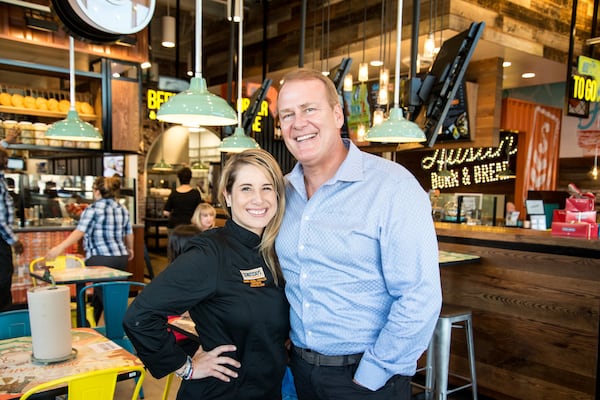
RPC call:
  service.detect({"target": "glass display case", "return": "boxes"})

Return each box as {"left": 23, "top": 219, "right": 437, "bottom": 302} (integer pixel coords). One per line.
{"left": 431, "top": 192, "right": 505, "bottom": 226}
{"left": 6, "top": 172, "right": 136, "bottom": 228}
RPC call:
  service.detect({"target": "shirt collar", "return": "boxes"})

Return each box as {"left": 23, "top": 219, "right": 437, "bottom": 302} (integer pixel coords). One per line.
{"left": 287, "top": 138, "right": 364, "bottom": 194}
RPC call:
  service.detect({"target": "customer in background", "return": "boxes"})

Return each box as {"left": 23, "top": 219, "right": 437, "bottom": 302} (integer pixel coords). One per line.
{"left": 163, "top": 167, "right": 202, "bottom": 231}
{"left": 191, "top": 203, "right": 217, "bottom": 232}
{"left": 46, "top": 176, "right": 134, "bottom": 321}
{"left": 0, "top": 148, "right": 24, "bottom": 311}
{"left": 275, "top": 68, "right": 442, "bottom": 400}
{"left": 124, "top": 149, "right": 289, "bottom": 400}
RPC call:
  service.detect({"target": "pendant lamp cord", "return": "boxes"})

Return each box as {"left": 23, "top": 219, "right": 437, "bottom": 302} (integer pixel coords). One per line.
{"left": 237, "top": 0, "right": 243, "bottom": 129}
{"left": 195, "top": 0, "right": 202, "bottom": 78}
{"left": 69, "top": 36, "right": 76, "bottom": 112}
{"left": 393, "top": 0, "right": 403, "bottom": 108}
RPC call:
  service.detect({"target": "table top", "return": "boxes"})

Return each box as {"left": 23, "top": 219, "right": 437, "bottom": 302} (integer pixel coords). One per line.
{"left": 168, "top": 315, "right": 200, "bottom": 342}
{"left": 0, "top": 328, "right": 143, "bottom": 399}
{"left": 438, "top": 250, "right": 481, "bottom": 266}
{"left": 30, "top": 266, "right": 132, "bottom": 285}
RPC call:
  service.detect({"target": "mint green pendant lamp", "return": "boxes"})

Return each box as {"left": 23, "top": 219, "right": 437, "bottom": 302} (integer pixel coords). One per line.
{"left": 365, "top": 0, "right": 426, "bottom": 143}
{"left": 157, "top": 0, "right": 237, "bottom": 127}
{"left": 219, "top": 0, "right": 259, "bottom": 153}
{"left": 45, "top": 36, "right": 102, "bottom": 142}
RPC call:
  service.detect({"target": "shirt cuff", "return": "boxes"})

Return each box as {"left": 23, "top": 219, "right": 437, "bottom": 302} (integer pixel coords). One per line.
{"left": 0, "top": 139, "right": 8, "bottom": 148}
{"left": 353, "top": 358, "right": 392, "bottom": 391}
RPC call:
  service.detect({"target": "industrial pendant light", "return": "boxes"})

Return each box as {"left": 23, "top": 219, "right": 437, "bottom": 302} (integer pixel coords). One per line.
{"left": 219, "top": 0, "right": 259, "bottom": 153}
{"left": 161, "top": 0, "right": 175, "bottom": 48}
{"left": 152, "top": 123, "right": 174, "bottom": 171}
{"left": 45, "top": 36, "right": 102, "bottom": 143}
{"left": 157, "top": 0, "right": 237, "bottom": 126}
{"left": 365, "top": 0, "right": 426, "bottom": 143}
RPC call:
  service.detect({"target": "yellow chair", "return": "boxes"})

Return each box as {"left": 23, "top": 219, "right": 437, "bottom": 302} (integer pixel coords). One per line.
{"left": 162, "top": 373, "right": 175, "bottom": 400}
{"left": 29, "top": 255, "right": 95, "bottom": 327}
{"left": 29, "top": 254, "right": 86, "bottom": 279}
{"left": 19, "top": 365, "right": 146, "bottom": 400}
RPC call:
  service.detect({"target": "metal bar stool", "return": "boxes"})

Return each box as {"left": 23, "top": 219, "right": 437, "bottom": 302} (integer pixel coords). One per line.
{"left": 413, "top": 305, "right": 478, "bottom": 400}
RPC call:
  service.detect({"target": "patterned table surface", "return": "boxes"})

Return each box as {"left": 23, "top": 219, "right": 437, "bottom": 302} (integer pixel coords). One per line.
{"left": 0, "top": 328, "right": 143, "bottom": 399}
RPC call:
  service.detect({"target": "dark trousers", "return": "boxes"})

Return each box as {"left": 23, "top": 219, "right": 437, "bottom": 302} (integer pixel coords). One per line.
{"left": 0, "top": 239, "right": 14, "bottom": 311}
{"left": 289, "top": 349, "right": 411, "bottom": 400}
{"left": 85, "top": 255, "right": 129, "bottom": 322}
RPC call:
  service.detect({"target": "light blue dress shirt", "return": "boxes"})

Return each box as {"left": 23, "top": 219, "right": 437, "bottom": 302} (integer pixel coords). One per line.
{"left": 276, "top": 139, "right": 442, "bottom": 391}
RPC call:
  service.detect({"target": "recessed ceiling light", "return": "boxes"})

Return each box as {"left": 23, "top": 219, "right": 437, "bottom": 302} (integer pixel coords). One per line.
{"left": 522, "top": 72, "right": 536, "bottom": 79}
{"left": 502, "top": 61, "right": 512, "bottom": 68}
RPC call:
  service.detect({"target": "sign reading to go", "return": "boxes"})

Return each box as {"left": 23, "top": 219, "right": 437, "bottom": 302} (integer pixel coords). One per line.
{"left": 571, "top": 74, "right": 598, "bottom": 102}
{"left": 576, "top": 56, "right": 600, "bottom": 102}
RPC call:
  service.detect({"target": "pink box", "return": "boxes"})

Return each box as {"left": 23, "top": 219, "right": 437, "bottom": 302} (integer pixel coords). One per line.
{"left": 565, "top": 197, "right": 596, "bottom": 212}
{"left": 552, "top": 209, "right": 566, "bottom": 224}
{"left": 551, "top": 222, "right": 599, "bottom": 239}
{"left": 565, "top": 210, "right": 597, "bottom": 224}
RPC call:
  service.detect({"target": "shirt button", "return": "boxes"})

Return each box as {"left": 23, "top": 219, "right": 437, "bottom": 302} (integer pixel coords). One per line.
{"left": 304, "top": 302, "right": 310, "bottom": 308}
{"left": 299, "top": 244, "right": 305, "bottom": 251}
{"left": 302, "top": 273, "right": 307, "bottom": 279}
{"left": 304, "top": 215, "right": 310, "bottom": 221}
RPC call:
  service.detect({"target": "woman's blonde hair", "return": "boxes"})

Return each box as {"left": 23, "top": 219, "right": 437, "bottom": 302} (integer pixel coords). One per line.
{"left": 218, "top": 149, "right": 286, "bottom": 286}
{"left": 191, "top": 203, "right": 217, "bottom": 231}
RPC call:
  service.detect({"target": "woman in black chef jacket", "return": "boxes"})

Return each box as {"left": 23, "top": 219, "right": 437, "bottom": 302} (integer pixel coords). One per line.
{"left": 124, "top": 149, "right": 289, "bottom": 400}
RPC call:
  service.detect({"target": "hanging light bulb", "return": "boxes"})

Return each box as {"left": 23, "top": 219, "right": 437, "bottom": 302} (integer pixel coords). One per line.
{"left": 373, "top": 110, "right": 385, "bottom": 126}
{"left": 423, "top": 33, "right": 435, "bottom": 59}
{"left": 357, "top": 124, "right": 366, "bottom": 142}
{"left": 343, "top": 73, "right": 353, "bottom": 92}
{"left": 378, "top": 87, "right": 388, "bottom": 105}
{"left": 358, "top": 0, "right": 368, "bottom": 82}
{"left": 589, "top": 144, "right": 598, "bottom": 180}
{"left": 358, "top": 62, "right": 369, "bottom": 82}
{"left": 378, "top": 68, "right": 389, "bottom": 105}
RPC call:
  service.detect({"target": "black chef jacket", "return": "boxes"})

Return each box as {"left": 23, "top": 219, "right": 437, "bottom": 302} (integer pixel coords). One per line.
{"left": 123, "top": 219, "right": 290, "bottom": 400}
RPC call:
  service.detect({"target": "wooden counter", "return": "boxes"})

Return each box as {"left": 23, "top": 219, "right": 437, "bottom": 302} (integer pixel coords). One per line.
{"left": 433, "top": 222, "right": 599, "bottom": 400}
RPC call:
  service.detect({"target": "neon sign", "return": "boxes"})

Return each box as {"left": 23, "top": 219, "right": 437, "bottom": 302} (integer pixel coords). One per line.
{"left": 422, "top": 135, "right": 518, "bottom": 190}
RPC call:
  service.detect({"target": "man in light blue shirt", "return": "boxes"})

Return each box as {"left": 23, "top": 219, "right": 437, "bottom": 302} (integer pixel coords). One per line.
{"left": 275, "top": 68, "right": 442, "bottom": 400}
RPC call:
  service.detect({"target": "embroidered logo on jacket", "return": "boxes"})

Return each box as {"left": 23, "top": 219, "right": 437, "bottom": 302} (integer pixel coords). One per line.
{"left": 240, "top": 267, "right": 267, "bottom": 287}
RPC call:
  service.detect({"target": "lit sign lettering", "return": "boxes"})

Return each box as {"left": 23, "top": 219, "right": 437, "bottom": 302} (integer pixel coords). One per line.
{"left": 577, "top": 56, "right": 600, "bottom": 102}
{"left": 146, "top": 89, "right": 176, "bottom": 120}
{"left": 422, "top": 135, "right": 517, "bottom": 190}
{"left": 238, "top": 98, "right": 270, "bottom": 134}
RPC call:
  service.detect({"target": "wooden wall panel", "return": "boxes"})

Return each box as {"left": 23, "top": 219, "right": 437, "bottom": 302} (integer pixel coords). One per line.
{"left": 111, "top": 79, "right": 140, "bottom": 152}
{"left": 435, "top": 238, "right": 599, "bottom": 400}
{"left": 501, "top": 98, "right": 563, "bottom": 216}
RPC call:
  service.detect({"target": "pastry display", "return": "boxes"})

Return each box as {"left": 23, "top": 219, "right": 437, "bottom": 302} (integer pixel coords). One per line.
{"left": 47, "top": 98, "right": 59, "bottom": 111}
{"left": 35, "top": 97, "right": 48, "bottom": 110}
{"left": 23, "top": 95, "right": 36, "bottom": 109}
{"left": 58, "top": 99, "right": 70, "bottom": 112}
{"left": 0, "top": 92, "right": 11, "bottom": 106}
{"left": 11, "top": 93, "right": 24, "bottom": 107}
{"left": 80, "top": 102, "right": 94, "bottom": 115}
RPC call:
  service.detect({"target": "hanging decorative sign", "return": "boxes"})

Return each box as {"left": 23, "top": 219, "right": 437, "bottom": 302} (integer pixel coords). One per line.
{"left": 421, "top": 133, "right": 518, "bottom": 190}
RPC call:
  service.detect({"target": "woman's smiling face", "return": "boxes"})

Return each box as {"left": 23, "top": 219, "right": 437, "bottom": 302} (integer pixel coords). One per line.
{"left": 223, "top": 163, "right": 277, "bottom": 236}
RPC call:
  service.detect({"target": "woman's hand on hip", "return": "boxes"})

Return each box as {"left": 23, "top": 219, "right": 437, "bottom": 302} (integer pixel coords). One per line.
{"left": 190, "top": 345, "right": 241, "bottom": 382}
